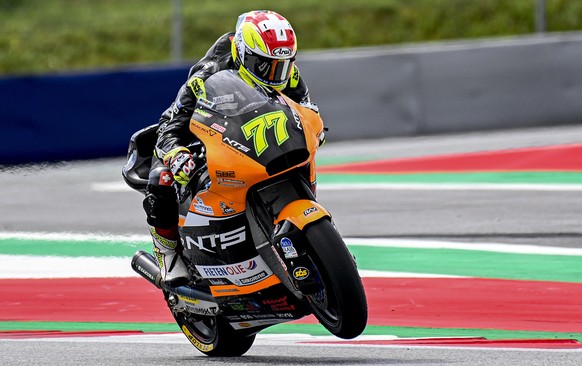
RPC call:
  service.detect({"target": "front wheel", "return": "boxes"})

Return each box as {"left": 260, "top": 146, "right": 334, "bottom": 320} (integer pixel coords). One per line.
{"left": 304, "top": 219, "right": 368, "bottom": 339}
{"left": 172, "top": 311, "right": 256, "bottom": 357}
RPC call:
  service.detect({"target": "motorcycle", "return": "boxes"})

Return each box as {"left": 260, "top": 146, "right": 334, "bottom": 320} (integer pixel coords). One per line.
{"left": 122, "top": 69, "right": 368, "bottom": 356}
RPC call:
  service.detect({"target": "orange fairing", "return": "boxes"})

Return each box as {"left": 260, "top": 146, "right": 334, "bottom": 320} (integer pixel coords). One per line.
{"left": 282, "top": 95, "right": 324, "bottom": 158}
{"left": 274, "top": 200, "right": 330, "bottom": 230}
{"left": 209, "top": 274, "right": 281, "bottom": 297}
{"left": 187, "top": 92, "right": 324, "bottom": 218}
{"left": 283, "top": 96, "right": 322, "bottom": 186}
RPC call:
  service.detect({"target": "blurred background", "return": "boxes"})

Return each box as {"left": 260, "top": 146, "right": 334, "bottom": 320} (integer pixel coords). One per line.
{"left": 1, "top": 0, "right": 582, "bottom": 164}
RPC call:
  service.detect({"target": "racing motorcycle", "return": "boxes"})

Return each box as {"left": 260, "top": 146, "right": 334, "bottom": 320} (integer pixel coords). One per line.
{"left": 122, "top": 69, "right": 368, "bottom": 356}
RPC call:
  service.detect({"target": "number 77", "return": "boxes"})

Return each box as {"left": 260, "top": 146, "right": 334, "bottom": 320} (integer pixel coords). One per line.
{"left": 241, "top": 110, "right": 289, "bottom": 156}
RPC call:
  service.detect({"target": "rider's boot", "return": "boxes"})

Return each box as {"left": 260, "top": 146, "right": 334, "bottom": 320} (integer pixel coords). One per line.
{"left": 149, "top": 225, "right": 189, "bottom": 287}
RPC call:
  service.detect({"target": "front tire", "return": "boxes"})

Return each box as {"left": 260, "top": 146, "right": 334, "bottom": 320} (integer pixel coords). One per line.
{"left": 304, "top": 219, "right": 368, "bottom": 339}
{"left": 172, "top": 311, "right": 256, "bottom": 357}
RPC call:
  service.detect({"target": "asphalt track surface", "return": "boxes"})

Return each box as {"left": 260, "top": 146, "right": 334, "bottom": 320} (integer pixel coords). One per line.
{"left": 1, "top": 125, "right": 582, "bottom": 365}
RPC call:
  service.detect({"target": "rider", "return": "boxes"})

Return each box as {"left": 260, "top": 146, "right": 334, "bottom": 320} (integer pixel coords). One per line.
{"left": 144, "top": 10, "right": 319, "bottom": 286}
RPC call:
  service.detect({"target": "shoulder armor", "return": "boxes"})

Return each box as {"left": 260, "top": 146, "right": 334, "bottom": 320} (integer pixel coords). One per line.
{"left": 187, "top": 76, "right": 206, "bottom": 100}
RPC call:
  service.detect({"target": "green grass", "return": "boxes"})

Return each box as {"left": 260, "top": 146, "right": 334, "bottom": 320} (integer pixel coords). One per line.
{"left": 1, "top": 0, "right": 582, "bottom": 75}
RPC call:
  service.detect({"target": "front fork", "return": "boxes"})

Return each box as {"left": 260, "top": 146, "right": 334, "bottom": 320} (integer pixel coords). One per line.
{"left": 271, "top": 200, "right": 331, "bottom": 295}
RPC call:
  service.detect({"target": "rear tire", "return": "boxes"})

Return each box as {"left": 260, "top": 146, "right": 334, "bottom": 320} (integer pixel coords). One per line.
{"left": 172, "top": 311, "right": 256, "bottom": 357}
{"left": 304, "top": 219, "right": 368, "bottom": 339}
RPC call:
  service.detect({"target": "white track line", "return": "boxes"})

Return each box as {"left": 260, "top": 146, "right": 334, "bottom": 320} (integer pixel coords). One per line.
{"left": 345, "top": 238, "right": 582, "bottom": 256}
{"left": 2, "top": 232, "right": 581, "bottom": 256}
{"left": 0, "top": 255, "right": 462, "bottom": 279}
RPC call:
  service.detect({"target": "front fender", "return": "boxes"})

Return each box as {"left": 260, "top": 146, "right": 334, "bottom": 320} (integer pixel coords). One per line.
{"left": 272, "top": 199, "right": 331, "bottom": 295}
{"left": 274, "top": 200, "right": 330, "bottom": 230}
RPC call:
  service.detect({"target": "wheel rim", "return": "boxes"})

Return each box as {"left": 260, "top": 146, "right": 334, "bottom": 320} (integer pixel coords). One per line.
{"left": 179, "top": 313, "right": 217, "bottom": 344}
{"left": 306, "top": 260, "right": 341, "bottom": 328}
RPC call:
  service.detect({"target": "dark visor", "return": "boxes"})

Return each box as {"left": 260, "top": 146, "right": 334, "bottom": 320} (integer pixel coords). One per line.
{"left": 244, "top": 53, "right": 294, "bottom": 85}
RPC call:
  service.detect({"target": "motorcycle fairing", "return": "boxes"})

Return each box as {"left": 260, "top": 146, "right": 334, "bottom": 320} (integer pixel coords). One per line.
{"left": 219, "top": 285, "right": 309, "bottom": 331}
{"left": 274, "top": 200, "right": 330, "bottom": 230}
{"left": 185, "top": 70, "right": 323, "bottom": 218}
{"left": 179, "top": 212, "right": 252, "bottom": 264}
{"left": 173, "top": 70, "right": 326, "bottom": 330}
{"left": 195, "top": 254, "right": 281, "bottom": 298}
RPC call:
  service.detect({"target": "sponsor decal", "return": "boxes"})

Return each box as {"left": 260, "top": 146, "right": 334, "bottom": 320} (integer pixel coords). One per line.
{"left": 262, "top": 295, "right": 296, "bottom": 312}
{"left": 210, "top": 123, "right": 226, "bottom": 133}
{"left": 280, "top": 237, "right": 298, "bottom": 259}
{"left": 273, "top": 47, "right": 293, "bottom": 57}
{"left": 187, "top": 307, "right": 219, "bottom": 316}
{"left": 177, "top": 295, "right": 199, "bottom": 304}
{"left": 229, "top": 303, "right": 246, "bottom": 311}
{"left": 191, "top": 122, "right": 212, "bottom": 136}
{"left": 217, "top": 178, "right": 246, "bottom": 187}
{"left": 194, "top": 107, "right": 213, "bottom": 118}
{"left": 291, "top": 109, "right": 302, "bottom": 130}
{"left": 212, "top": 94, "right": 234, "bottom": 104}
{"left": 210, "top": 275, "right": 280, "bottom": 297}
{"left": 197, "top": 97, "right": 214, "bottom": 109}
{"left": 271, "top": 245, "right": 287, "bottom": 270}
{"left": 184, "top": 226, "right": 246, "bottom": 252}
{"left": 223, "top": 136, "right": 251, "bottom": 153}
{"left": 158, "top": 171, "right": 173, "bottom": 186}
{"left": 178, "top": 297, "right": 219, "bottom": 316}
{"left": 135, "top": 264, "right": 156, "bottom": 283}
{"left": 238, "top": 270, "right": 268, "bottom": 285}
{"left": 213, "top": 288, "right": 240, "bottom": 294}
{"left": 303, "top": 207, "right": 318, "bottom": 216}
{"left": 195, "top": 255, "right": 273, "bottom": 286}
{"left": 193, "top": 196, "right": 214, "bottom": 215}
{"left": 276, "top": 95, "right": 287, "bottom": 105}
{"left": 182, "top": 325, "right": 214, "bottom": 352}
{"left": 262, "top": 296, "right": 287, "bottom": 306}
{"left": 208, "top": 278, "right": 229, "bottom": 285}
{"left": 216, "top": 170, "right": 235, "bottom": 178}
{"left": 220, "top": 201, "right": 236, "bottom": 215}
{"left": 215, "top": 102, "right": 239, "bottom": 111}
{"left": 234, "top": 90, "right": 247, "bottom": 101}
{"left": 276, "top": 313, "right": 295, "bottom": 318}
{"left": 239, "top": 313, "right": 274, "bottom": 320}
{"left": 293, "top": 266, "right": 310, "bottom": 280}
{"left": 274, "top": 304, "right": 296, "bottom": 312}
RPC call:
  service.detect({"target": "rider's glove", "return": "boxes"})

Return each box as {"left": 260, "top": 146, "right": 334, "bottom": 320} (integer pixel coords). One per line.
{"left": 163, "top": 147, "right": 197, "bottom": 186}
{"left": 299, "top": 101, "right": 319, "bottom": 114}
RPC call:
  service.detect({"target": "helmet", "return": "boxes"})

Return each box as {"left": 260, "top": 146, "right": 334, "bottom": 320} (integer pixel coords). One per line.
{"left": 232, "top": 10, "right": 297, "bottom": 91}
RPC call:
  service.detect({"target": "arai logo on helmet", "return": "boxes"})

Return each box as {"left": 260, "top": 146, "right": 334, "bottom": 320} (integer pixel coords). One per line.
{"left": 272, "top": 47, "right": 293, "bottom": 57}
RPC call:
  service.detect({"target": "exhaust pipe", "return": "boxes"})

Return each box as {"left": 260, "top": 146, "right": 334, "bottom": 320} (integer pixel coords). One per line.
{"left": 131, "top": 251, "right": 162, "bottom": 288}
{"left": 131, "top": 250, "right": 215, "bottom": 303}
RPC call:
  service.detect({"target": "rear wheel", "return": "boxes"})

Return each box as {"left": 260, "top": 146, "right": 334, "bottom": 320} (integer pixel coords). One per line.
{"left": 172, "top": 311, "right": 256, "bottom": 357}
{"left": 304, "top": 219, "right": 368, "bottom": 339}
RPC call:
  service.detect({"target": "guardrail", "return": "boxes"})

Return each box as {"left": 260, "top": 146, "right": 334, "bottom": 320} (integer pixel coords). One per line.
{"left": 1, "top": 32, "right": 581, "bottom": 164}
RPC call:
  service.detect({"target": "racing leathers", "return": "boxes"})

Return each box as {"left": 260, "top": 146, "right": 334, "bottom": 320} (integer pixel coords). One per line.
{"left": 143, "top": 32, "right": 314, "bottom": 285}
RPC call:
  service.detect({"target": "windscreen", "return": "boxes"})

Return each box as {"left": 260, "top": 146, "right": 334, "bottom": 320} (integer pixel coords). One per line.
{"left": 200, "top": 70, "right": 270, "bottom": 117}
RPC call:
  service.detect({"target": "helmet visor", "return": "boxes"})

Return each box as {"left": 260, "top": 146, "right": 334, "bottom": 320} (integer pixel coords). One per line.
{"left": 244, "top": 53, "right": 294, "bottom": 86}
